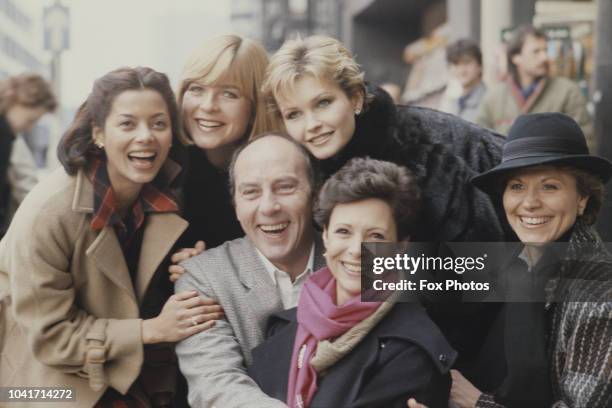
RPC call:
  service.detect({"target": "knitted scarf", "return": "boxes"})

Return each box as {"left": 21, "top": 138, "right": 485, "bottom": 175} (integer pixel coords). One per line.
{"left": 286, "top": 267, "right": 381, "bottom": 408}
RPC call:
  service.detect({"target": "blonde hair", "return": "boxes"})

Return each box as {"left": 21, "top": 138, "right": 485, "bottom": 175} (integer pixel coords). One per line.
{"left": 177, "top": 34, "right": 279, "bottom": 145}
{"left": 0, "top": 73, "right": 56, "bottom": 114}
{"left": 262, "top": 35, "right": 366, "bottom": 115}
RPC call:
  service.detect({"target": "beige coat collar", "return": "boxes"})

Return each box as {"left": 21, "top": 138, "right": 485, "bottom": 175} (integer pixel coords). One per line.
{"left": 73, "top": 160, "right": 187, "bottom": 303}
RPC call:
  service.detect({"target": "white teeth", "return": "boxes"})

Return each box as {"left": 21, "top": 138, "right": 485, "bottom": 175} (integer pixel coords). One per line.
{"left": 342, "top": 262, "right": 361, "bottom": 273}
{"left": 308, "top": 131, "right": 333, "bottom": 145}
{"left": 129, "top": 152, "right": 155, "bottom": 159}
{"left": 197, "top": 119, "right": 223, "bottom": 128}
{"left": 521, "top": 216, "right": 550, "bottom": 225}
{"left": 260, "top": 222, "right": 289, "bottom": 232}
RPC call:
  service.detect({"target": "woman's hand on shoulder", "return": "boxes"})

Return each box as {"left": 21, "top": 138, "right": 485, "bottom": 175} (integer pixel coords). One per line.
{"left": 169, "top": 240, "right": 206, "bottom": 282}
{"left": 142, "top": 290, "right": 223, "bottom": 344}
{"left": 450, "top": 369, "right": 482, "bottom": 408}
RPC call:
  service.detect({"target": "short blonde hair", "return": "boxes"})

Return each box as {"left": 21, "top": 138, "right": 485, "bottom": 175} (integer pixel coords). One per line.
{"left": 177, "top": 34, "right": 280, "bottom": 145}
{"left": 262, "top": 35, "right": 366, "bottom": 115}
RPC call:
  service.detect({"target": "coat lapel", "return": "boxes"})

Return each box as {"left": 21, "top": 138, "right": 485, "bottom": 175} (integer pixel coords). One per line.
{"left": 71, "top": 169, "right": 135, "bottom": 302}
{"left": 73, "top": 162, "right": 187, "bottom": 304}
{"left": 135, "top": 213, "right": 187, "bottom": 302}
{"left": 237, "top": 240, "right": 284, "bottom": 323}
{"left": 86, "top": 226, "right": 136, "bottom": 302}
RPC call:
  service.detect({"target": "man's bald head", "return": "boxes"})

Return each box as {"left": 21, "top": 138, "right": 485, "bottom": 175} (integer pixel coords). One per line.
{"left": 228, "top": 132, "right": 318, "bottom": 200}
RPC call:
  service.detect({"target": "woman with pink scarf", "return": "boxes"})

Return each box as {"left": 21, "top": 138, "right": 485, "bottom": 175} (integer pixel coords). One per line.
{"left": 249, "top": 157, "right": 456, "bottom": 408}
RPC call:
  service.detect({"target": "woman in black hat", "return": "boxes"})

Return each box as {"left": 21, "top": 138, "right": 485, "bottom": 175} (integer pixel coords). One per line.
{"left": 448, "top": 112, "right": 612, "bottom": 408}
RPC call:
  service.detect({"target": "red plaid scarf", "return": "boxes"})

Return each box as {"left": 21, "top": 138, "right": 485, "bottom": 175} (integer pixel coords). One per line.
{"left": 88, "top": 159, "right": 178, "bottom": 248}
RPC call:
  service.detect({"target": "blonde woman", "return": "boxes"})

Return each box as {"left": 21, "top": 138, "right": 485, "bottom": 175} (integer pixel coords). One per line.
{"left": 263, "top": 35, "right": 504, "bottom": 243}
{"left": 262, "top": 35, "right": 512, "bottom": 381}
{"left": 173, "top": 34, "right": 280, "bottom": 259}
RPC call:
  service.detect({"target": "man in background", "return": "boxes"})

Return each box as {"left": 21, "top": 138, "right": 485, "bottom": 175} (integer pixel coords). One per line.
{"left": 477, "top": 25, "right": 594, "bottom": 150}
{"left": 439, "top": 39, "right": 486, "bottom": 123}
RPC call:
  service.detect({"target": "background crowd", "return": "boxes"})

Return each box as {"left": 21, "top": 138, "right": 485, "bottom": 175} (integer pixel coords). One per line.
{"left": 0, "top": 5, "right": 610, "bottom": 408}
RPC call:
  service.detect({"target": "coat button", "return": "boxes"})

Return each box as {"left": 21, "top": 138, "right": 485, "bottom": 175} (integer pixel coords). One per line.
{"left": 438, "top": 354, "right": 448, "bottom": 365}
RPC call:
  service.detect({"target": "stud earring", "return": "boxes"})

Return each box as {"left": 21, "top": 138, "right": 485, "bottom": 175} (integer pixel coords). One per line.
{"left": 95, "top": 141, "right": 104, "bottom": 149}
{"left": 354, "top": 109, "right": 361, "bottom": 115}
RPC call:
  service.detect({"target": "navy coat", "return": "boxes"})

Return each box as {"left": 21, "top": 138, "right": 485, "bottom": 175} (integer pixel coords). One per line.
{"left": 249, "top": 302, "right": 457, "bottom": 408}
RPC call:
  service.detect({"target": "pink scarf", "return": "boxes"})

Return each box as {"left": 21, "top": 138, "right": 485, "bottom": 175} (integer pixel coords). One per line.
{"left": 286, "top": 267, "right": 381, "bottom": 408}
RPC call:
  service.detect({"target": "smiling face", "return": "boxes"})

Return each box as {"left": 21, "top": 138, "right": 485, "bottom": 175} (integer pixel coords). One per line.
{"left": 276, "top": 74, "right": 363, "bottom": 160}
{"left": 234, "top": 136, "right": 314, "bottom": 276}
{"left": 181, "top": 76, "right": 252, "bottom": 151}
{"left": 323, "top": 198, "right": 398, "bottom": 305}
{"left": 503, "top": 166, "right": 589, "bottom": 245}
{"left": 93, "top": 89, "right": 172, "bottom": 204}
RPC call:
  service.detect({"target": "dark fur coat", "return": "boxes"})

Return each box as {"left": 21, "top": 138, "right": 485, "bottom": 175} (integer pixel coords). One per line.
{"left": 319, "top": 86, "right": 506, "bottom": 242}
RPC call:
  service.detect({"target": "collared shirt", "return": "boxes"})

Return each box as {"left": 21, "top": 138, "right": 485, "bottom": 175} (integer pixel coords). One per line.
{"left": 255, "top": 243, "right": 315, "bottom": 309}
{"left": 521, "top": 78, "right": 543, "bottom": 101}
{"left": 88, "top": 158, "right": 178, "bottom": 249}
{"left": 457, "top": 81, "right": 486, "bottom": 122}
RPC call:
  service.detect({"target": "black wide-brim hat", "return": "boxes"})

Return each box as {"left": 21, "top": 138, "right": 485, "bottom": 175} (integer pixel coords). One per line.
{"left": 471, "top": 112, "right": 612, "bottom": 195}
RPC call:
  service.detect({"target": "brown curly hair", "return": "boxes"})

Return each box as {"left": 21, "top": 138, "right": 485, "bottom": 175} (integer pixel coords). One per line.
{"left": 314, "top": 157, "right": 421, "bottom": 239}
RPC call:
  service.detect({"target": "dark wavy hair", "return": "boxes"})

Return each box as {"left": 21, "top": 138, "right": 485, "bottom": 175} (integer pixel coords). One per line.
{"left": 314, "top": 157, "right": 421, "bottom": 239}
{"left": 57, "top": 66, "right": 181, "bottom": 174}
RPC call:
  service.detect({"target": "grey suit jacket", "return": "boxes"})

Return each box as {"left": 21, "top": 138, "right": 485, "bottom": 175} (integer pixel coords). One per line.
{"left": 175, "top": 235, "right": 325, "bottom": 408}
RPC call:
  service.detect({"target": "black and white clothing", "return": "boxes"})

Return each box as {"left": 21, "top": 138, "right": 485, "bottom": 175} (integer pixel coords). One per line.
{"left": 474, "top": 221, "right": 612, "bottom": 408}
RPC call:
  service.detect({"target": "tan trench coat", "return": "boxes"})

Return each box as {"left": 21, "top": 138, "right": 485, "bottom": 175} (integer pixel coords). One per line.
{"left": 0, "top": 163, "right": 187, "bottom": 407}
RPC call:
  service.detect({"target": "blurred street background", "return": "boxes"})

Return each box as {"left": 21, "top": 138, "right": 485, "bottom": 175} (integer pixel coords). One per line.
{"left": 2, "top": 0, "right": 612, "bottom": 237}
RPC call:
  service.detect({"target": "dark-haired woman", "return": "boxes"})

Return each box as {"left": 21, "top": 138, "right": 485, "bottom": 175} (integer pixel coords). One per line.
{"left": 449, "top": 113, "right": 612, "bottom": 408}
{"left": 0, "top": 73, "right": 56, "bottom": 236}
{"left": 0, "top": 67, "right": 213, "bottom": 407}
{"left": 249, "top": 157, "right": 456, "bottom": 408}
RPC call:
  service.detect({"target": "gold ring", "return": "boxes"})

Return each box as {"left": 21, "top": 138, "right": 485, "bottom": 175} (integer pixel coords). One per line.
{"left": 191, "top": 316, "right": 198, "bottom": 326}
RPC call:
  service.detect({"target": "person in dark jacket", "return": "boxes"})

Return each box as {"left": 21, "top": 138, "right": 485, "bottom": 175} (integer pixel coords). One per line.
{"left": 249, "top": 157, "right": 456, "bottom": 408}
{"left": 262, "top": 35, "right": 506, "bottom": 243}
{"left": 0, "top": 73, "right": 56, "bottom": 237}
{"left": 449, "top": 113, "right": 612, "bottom": 408}
{"left": 172, "top": 34, "right": 281, "bottom": 259}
